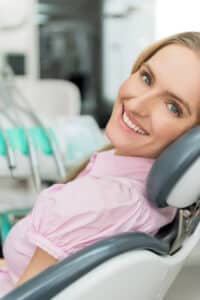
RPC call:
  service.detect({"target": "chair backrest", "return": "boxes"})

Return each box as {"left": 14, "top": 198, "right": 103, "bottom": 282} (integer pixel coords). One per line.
{"left": 147, "top": 126, "right": 200, "bottom": 255}
{"left": 15, "top": 78, "right": 81, "bottom": 122}
{"left": 147, "top": 126, "right": 200, "bottom": 208}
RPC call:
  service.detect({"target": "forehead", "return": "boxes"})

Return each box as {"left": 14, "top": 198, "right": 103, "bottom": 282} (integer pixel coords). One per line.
{"left": 147, "top": 45, "right": 200, "bottom": 111}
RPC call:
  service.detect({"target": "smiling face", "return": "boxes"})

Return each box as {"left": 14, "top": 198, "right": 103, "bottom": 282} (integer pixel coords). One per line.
{"left": 105, "top": 45, "right": 200, "bottom": 158}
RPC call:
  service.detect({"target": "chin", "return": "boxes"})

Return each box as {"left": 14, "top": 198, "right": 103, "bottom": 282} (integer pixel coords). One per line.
{"left": 105, "top": 129, "right": 125, "bottom": 154}
{"left": 105, "top": 125, "right": 113, "bottom": 144}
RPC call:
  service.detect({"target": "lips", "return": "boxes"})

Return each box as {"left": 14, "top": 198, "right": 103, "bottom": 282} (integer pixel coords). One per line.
{"left": 122, "top": 104, "right": 149, "bottom": 135}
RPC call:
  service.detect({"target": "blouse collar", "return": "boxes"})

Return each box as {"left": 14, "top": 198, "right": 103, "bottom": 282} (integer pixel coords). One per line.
{"left": 89, "top": 149, "right": 155, "bottom": 181}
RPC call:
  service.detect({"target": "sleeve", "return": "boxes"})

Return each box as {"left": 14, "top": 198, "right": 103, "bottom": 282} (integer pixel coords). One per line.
{"left": 27, "top": 183, "right": 110, "bottom": 260}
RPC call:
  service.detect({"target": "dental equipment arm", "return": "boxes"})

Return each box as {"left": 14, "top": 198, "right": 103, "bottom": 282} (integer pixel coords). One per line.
{"left": 1, "top": 128, "right": 16, "bottom": 176}
{"left": 0, "top": 82, "right": 41, "bottom": 190}
{"left": 12, "top": 85, "right": 67, "bottom": 181}
{"left": 0, "top": 64, "right": 67, "bottom": 183}
{"left": 25, "top": 130, "right": 41, "bottom": 191}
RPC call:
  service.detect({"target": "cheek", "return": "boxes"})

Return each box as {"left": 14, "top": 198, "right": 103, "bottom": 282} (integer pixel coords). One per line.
{"left": 105, "top": 98, "right": 120, "bottom": 134}
{"left": 153, "top": 117, "right": 188, "bottom": 146}
{"left": 118, "top": 76, "right": 138, "bottom": 99}
{"left": 109, "top": 97, "right": 122, "bottom": 122}
{"left": 105, "top": 116, "right": 117, "bottom": 144}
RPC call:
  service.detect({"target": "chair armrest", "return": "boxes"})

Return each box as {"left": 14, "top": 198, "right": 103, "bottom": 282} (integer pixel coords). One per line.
{"left": 2, "top": 232, "right": 169, "bottom": 300}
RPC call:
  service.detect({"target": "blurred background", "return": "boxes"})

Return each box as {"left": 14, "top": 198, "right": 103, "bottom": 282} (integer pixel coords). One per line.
{"left": 1, "top": 0, "right": 199, "bottom": 128}
{"left": 1, "top": 2, "right": 200, "bottom": 299}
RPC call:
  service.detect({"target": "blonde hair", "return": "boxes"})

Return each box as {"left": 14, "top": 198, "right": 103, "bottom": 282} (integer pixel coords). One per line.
{"left": 132, "top": 31, "right": 200, "bottom": 73}
{"left": 64, "top": 31, "right": 200, "bottom": 183}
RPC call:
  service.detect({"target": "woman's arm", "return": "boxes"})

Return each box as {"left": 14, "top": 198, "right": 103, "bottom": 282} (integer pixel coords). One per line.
{"left": 16, "top": 247, "right": 58, "bottom": 287}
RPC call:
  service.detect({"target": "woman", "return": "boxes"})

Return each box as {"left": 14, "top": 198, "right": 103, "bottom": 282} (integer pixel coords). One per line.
{"left": 1, "top": 31, "right": 200, "bottom": 296}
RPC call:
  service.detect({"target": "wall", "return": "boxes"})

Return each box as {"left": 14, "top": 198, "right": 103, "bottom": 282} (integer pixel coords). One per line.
{"left": 102, "top": 0, "right": 155, "bottom": 103}
{"left": 155, "top": 0, "right": 200, "bottom": 39}
{"left": 0, "top": 0, "right": 39, "bottom": 79}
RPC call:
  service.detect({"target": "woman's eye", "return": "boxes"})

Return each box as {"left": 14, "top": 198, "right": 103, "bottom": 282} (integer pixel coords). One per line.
{"left": 167, "top": 102, "right": 183, "bottom": 117}
{"left": 141, "top": 71, "right": 152, "bottom": 86}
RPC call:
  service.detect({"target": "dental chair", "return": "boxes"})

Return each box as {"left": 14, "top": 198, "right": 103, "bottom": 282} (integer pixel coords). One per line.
{"left": 15, "top": 78, "right": 81, "bottom": 122}
{"left": 2, "top": 126, "right": 200, "bottom": 300}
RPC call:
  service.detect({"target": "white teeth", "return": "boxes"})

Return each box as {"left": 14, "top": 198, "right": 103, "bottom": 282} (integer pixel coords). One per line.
{"left": 122, "top": 112, "right": 146, "bottom": 135}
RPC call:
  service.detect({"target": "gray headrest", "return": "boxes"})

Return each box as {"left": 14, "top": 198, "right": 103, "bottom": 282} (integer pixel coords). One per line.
{"left": 147, "top": 126, "right": 200, "bottom": 208}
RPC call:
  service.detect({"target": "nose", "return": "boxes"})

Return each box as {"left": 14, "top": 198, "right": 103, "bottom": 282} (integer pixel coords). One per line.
{"left": 126, "top": 90, "right": 159, "bottom": 117}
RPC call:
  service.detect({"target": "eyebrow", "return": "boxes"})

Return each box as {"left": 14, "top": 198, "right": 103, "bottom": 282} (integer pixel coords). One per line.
{"left": 143, "top": 62, "right": 192, "bottom": 115}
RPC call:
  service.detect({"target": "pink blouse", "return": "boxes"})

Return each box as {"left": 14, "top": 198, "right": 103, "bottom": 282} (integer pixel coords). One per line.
{"left": 0, "top": 150, "right": 177, "bottom": 296}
